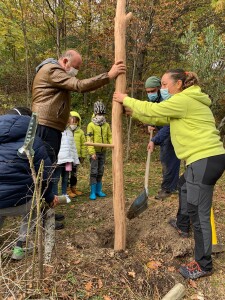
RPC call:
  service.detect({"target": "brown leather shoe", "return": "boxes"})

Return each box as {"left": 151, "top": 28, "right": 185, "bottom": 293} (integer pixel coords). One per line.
{"left": 66, "top": 187, "right": 76, "bottom": 198}
{"left": 71, "top": 186, "right": 83, "bottom": 196}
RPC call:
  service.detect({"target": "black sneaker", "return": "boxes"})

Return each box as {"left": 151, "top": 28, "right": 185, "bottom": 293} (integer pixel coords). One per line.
{"left": 155, "top": 190, "right": 172, "bottom": 200}
{"left": 168, "top": 218, "right": 189, "bottom": 238}
{"left": 55, "top": 222, "right": 65, "bottom": 230}
{"left": 55, "top": 214, "right": 65, "bottom": 221}
{"left": 179, "top": 261, "right": 213, "bottom": 280}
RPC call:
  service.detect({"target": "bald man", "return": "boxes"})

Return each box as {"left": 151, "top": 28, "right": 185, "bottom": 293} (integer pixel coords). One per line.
{"left": 32, "top": 49, "right": 126, "bottom": 163}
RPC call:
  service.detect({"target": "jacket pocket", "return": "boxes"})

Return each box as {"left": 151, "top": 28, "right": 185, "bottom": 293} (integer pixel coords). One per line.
{"left": 57, "top": 101, "right": 66, "bottom": 118}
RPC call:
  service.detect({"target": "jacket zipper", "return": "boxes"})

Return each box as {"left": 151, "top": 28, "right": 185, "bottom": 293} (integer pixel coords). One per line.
{"left": 100, "top": 126, "right": 103, "bottom": 152}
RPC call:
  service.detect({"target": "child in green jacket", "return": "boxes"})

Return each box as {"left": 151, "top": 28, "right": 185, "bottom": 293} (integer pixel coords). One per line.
{"left": 68, "top": 111, "right": 87, "bottom": 196}
{"left": 86, "top": 101, "right": 112, "bottom": 200}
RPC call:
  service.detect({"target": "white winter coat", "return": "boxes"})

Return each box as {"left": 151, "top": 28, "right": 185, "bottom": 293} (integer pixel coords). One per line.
{"left": 57, "top": 127, "right": 80, "bottom": 165}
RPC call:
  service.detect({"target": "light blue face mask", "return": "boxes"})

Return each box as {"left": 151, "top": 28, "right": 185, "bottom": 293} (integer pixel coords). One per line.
{"left": 147, "top": 92, "right": 158, "bottom": 102}
{"left": 160, "top": 88, "right": 171, "bottom": 100}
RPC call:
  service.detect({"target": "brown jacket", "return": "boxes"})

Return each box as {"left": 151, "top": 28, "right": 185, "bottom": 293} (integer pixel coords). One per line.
{"left": 32, "top": 63, "right": 110, "bottom": 131}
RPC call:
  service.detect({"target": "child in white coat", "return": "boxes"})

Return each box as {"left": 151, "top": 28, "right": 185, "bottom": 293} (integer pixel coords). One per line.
{"left": 53, "top": 115, "right": 80, "bottom": 198}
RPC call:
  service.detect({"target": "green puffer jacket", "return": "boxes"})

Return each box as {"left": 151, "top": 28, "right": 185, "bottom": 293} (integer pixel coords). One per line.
{"left": 86, "top": 120, "right": 112, "bottom": 155}
{"left": 70, "top": 111, "right": 87, "bottom": 158}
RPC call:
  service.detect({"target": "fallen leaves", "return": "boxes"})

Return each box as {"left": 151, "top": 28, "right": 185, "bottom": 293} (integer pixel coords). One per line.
{"left": 190, "top": 291, "right": 204, "bottom": 300}
{"left": 146, "top": 260, "right": 162, "bottom": 270}
{"left": 189, "top": 279, "right": 198, "bottom": 289}
{"left": 128, "top": 271, "right": 136, "bottom": 278}
{"left": 103, "top": 296, "right": 112, "bottom": 300}
{"left": 167, "top": 266, "right": 176, "bottom": 272}
{"left": 98, "top": 279, "right": 103, "bottom": 289}
{"left": 85, "top": 281, "right": 92, "bottom": 291}
{"left": 84, "top": 278, "right": 104, "bottom": 291}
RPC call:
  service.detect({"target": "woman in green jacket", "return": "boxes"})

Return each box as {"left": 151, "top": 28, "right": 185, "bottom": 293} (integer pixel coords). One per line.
{"left": 113, "top": 69, "right": 225, "bottom": 280}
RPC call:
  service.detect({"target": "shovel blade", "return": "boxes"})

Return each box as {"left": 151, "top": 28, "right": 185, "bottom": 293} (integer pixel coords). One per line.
{"left": 127, "top": 189, "right": 148, "bottom": 220}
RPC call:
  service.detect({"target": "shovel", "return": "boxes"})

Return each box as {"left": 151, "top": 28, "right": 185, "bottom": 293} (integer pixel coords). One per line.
{"left": 127, "top": 130, "right": 153, "bottom": 220}
{"left": 211, "top": 207, "right": 225, "bottom": 253}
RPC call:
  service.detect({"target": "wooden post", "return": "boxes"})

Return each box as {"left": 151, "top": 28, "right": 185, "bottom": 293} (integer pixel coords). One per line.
{"left": 162, "top": 283, "right": 185, "bottom": 300}
{"left": 113, "top": 1, "right": 132, "bottom": 250}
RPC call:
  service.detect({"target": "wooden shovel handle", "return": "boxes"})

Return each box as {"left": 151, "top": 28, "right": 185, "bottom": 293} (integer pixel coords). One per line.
{"left": 85, "top": 142, "right": 114, "bottom": 148}
{"left": 144, "top": 130, "right": 153, "bottom": 190}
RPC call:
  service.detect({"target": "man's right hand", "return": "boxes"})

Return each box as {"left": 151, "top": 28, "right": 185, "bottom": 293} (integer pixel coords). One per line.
{"left": 108, "top": 61, "right": 126, "bottom": 79}
{"left": 50, "top": 195, "right": 59, "bottom": 208}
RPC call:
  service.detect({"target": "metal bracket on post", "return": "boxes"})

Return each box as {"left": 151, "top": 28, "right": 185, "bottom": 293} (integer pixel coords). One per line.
{"left": 17, "top": 112, "right": 38, "bottom": 159}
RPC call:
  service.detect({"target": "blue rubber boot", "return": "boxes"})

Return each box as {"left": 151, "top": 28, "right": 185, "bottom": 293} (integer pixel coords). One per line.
{"left": 89, "top": 184, "right": 97, "bottom": 200}
{"left": 96, "top": 182, "right": 106, "bottom": 197}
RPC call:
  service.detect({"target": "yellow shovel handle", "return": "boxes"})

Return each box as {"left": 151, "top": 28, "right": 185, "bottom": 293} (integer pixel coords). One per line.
{"left": 211, "top": 207, "right": 218, "bottom": 245}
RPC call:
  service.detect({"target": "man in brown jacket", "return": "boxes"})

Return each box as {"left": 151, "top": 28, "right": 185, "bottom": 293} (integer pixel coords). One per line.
{"left": 32, "top": 49, "right": 125, "bottom": 163}
{"left": 32, "top": 49, "right": 125, "bottom": 229}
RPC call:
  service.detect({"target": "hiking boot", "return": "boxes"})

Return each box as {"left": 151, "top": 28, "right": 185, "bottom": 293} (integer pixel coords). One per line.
{"left": 71, "top": 186, "right": 83, "bottom": 196}
{"left": 155, "top": 190, "right": 172, "bottom": 200}
{"left": 55, "top": 213, "right": 65, "bottom": 221}
{"left": 55, "top": 222, "right": 65, "bottom": 230}
{"left": 179, "top": 261, "right": 213, "bottom": 280}
{"left": 66, "top": 187, "right": 76, "bottom": 198}
{"left": 168, "top": 218, "right": 189, "bottom": 238}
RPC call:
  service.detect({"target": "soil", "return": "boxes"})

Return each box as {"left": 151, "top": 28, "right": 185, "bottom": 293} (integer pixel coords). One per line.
{"left": 1, "top": 126, "right": 225, "bottom": 300}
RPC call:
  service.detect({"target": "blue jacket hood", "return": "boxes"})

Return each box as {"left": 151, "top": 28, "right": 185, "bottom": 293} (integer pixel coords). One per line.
{"left": 0, "top": 114, "right": 54, "bottom": 208}
{"left": 0, "top": 115, "right": 30, "bottom": 144}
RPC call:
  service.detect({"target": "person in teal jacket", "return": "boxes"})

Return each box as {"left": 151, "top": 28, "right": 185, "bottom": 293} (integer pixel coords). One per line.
{"left": 113, "top": 69, "right": 225, "bottom": 280}
{"left": 87, "top": 101, "right": 112, "bottom": 200}
{"left": 69, "top": 111, "right": 87, "bottom": 196}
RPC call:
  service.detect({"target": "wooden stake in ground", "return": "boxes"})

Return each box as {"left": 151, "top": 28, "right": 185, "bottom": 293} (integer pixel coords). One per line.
{"left": 162, "top": 283, "right": 185, "bottom": 300}
{"left": 113, "top": 1, "right": 132, "bottom": 250}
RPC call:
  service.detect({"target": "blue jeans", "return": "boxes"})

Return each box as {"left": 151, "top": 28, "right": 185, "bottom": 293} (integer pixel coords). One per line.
{"left": 36, "top": 124, "right": 62, "bottom": 164}
{"left": 52, "top": 164, "right": 69, "bottom": 195}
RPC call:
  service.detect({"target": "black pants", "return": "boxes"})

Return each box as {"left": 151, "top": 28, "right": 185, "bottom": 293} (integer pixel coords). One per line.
{"left": 36, "top": 125, "right": 62, "bottom": 164}
{"left": 176, "top": 154, "right": 225, "bottom": 271}
{"left": 70, "top": 165, "right": 77, "bottom": 187}
{"left": 160, "top": 137, "right": 180, "bottom": 192}
{"left": 36, "top": 124, "right": 62, "bottom": 200}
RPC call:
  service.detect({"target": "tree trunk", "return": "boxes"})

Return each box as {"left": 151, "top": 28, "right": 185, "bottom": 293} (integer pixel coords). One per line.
{"left": 113, "top": 0, "right": 132, "bottom": 250}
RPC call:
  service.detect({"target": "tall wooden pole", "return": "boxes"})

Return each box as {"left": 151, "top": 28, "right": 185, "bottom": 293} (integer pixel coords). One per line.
{"left": 112, "top": 1, "right": 132, "bottom": 250}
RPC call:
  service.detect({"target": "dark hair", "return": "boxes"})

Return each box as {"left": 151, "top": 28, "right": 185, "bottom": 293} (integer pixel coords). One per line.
{"left": 72, "top": 117, "right": 80, "bottom": 122}
{"left": 165, "top": 69, "right": 199, "bottom": 89}
{"left": 6, "top": 107, "right": 32, "bottom": 116}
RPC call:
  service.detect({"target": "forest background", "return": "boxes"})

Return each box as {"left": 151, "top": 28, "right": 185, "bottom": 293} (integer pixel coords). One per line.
{"left": 0, "top": 0, "right": 224, "bottom": 125}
